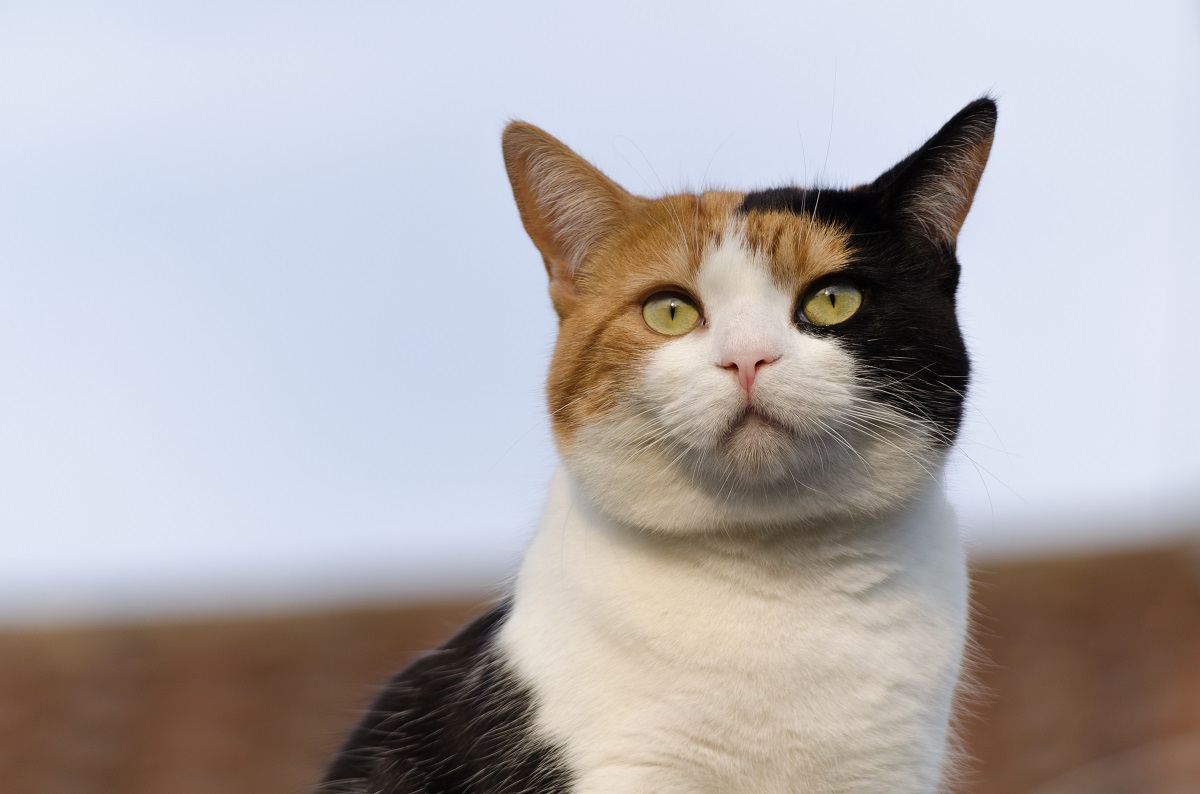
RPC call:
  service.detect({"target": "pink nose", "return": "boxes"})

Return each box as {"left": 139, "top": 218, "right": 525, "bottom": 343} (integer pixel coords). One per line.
{"left": 720, "top": 351, "right": 779, "bottom": 394}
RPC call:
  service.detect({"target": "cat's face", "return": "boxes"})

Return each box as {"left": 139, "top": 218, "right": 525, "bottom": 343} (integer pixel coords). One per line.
{"left": 504, "top": 101, "right": 994, "bottom": 533}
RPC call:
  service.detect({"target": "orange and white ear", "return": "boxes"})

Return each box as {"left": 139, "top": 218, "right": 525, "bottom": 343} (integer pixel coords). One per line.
{"left": 502, "top": 122, "right": 634, "bottom": 314}
{"left": 871, "top": 98, "right": 996, "bottom": 246}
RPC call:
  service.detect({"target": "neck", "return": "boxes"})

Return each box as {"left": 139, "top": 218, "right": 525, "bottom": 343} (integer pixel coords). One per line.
{"left": 500, "top": 468, "right": 968, "bottom": 793}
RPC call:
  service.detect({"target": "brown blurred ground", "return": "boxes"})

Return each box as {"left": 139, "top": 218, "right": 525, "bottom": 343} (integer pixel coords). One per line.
{"left": 964, "top": 545, "right": 1200, "bottom": 793}
{"left": 2, "top": 544, "right": 1199, "bottom": 794}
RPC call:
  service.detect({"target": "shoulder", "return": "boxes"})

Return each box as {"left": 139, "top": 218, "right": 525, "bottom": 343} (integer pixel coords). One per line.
{"left": 319, "top": 598, "right": 572, "bottom": 794}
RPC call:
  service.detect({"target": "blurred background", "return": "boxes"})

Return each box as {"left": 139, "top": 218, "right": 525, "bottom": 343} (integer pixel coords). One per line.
{"left": 1, "top": 1, "right": 1198, "bottom": 792}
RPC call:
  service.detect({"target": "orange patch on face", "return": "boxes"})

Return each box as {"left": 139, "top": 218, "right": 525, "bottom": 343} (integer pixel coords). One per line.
{"left": 738, "top": 211, "right": 854, "bottom": 295}
{"left": 546, "top": 193, "right": 717, "bottom": 442}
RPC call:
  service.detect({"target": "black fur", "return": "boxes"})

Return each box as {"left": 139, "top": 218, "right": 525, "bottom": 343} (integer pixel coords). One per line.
{"left": 319, "top": 600, "right": 572, "bottom": 794}
{"left": 737, "top": 99, "right": 996, "bottom": 444}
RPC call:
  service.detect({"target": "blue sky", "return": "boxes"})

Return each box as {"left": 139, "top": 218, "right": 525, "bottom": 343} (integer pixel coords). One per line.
{"left": 2, "top": 1, "right": 1198, "bottom": 622}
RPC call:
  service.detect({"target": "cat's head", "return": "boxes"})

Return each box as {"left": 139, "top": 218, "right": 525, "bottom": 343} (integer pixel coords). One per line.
{"left": 503, "top": 100, "right": 995, "bottom": 534}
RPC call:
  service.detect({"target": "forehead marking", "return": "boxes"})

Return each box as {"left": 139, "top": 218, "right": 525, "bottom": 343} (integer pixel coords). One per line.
{"left": 696, "top": 228, "right": 795, "bottom": 339}
{"left": 739, "top": 211, "right": 854, "bottom": 288}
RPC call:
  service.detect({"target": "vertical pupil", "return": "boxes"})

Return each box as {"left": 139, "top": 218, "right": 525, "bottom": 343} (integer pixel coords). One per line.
{"left": 669, "top": 301, "right": 677, "bottom": 320}
{"left": 828, "top": 290, "right": 837, "bottom": 309}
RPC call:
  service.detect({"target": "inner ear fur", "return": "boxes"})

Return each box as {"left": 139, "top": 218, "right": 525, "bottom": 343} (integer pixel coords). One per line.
{"left": 502, "top": 123, "right": 636, "bottom": 317}
{"left": 870, "top": 98, "right": 997, "bottom": 246}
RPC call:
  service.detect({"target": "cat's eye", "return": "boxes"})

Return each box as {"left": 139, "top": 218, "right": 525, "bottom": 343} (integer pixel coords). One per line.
{"left": 798, "top": 281, "right": 863, "bottom": 327}
{"left": 642, "top": 292, "right": 702, "bottom": 336}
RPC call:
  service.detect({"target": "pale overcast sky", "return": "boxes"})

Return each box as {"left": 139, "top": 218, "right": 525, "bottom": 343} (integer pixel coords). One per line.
{"left": 2, "top": 1, "right": 1198, "bottom": 622}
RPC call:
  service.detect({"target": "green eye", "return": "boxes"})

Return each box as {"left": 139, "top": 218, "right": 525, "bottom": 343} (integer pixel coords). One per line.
{"left": 799, "top": 281, "right": 863, "bottom": 327}
{"left": 642, "top": 292, "right": 702, "bottom": 336}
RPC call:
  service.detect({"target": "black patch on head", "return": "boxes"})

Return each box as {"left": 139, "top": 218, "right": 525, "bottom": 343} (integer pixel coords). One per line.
{"left": 732, "top": 100, "right": 998, "bottom": 444}
{"left": 794, "top": 211, "right": 972, "bottom": 443}
{"left": 319, "top": 599, "right": 572, "bottom": 794}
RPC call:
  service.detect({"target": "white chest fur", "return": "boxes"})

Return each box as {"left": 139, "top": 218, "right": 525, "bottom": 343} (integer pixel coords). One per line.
{"left": 499, "top": 471, "right": 968, "bottom": 794}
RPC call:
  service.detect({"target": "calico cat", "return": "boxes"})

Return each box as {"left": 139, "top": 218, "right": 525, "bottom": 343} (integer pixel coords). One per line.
{"left": 320, "top": 98, "right": 996, "bottom": 793}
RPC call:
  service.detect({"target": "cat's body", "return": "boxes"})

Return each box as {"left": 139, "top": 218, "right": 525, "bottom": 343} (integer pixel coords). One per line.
{"left": 322, "top": 100, "right": 995, "bottom": 794}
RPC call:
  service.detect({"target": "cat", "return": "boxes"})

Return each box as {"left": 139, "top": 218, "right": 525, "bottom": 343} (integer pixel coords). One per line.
{"left": 319, "top": 98, "right": 996, "bottom": 794}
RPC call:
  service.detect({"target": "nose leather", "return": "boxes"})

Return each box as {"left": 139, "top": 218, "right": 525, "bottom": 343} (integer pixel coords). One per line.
{"left": 720, "top": 349, "right": 780, "bottom": 394}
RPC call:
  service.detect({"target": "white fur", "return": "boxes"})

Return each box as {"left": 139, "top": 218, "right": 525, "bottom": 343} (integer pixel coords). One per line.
{"left": 502, "top": 228, "right": 967, "bottom": 792}
{"left": 501, "top": 472, "right": 967, "bottom": 793}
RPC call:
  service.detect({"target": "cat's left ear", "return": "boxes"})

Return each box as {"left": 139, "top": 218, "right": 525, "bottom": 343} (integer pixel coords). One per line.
{"left": 870, "top": 98, "right": 997, "bottom": 247}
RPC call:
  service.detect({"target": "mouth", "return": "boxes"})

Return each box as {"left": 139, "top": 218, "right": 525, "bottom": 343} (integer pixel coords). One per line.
{"left": 710, "top": 404, "right": 800, "bottom": 480}
{"left": 725, "top": 405, "right": 792, "bottom": 440}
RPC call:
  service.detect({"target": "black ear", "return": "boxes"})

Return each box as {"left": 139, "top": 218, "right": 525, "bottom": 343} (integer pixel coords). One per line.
{"left": 871, "top": 98, "right": 996, "bottom": 246}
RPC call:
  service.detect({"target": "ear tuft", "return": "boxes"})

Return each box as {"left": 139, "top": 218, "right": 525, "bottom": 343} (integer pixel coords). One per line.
{"left": 872, "top": 98, "right": 997, "bottom": 245}
{"left": 502, "top": 123, "right": 633, "bottom": 275}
